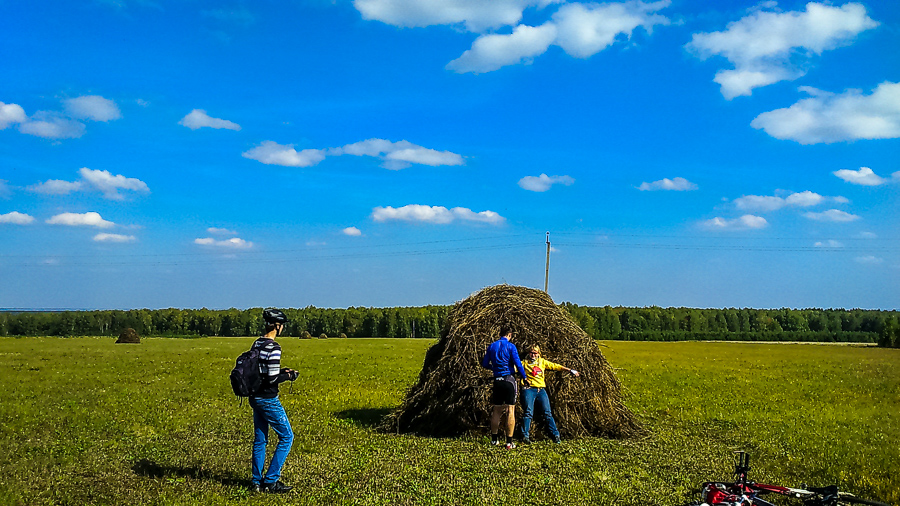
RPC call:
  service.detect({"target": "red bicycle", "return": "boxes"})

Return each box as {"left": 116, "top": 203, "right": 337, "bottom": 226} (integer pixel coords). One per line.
{"left": 689, "top": 452, "right": 890, "bottom": 506}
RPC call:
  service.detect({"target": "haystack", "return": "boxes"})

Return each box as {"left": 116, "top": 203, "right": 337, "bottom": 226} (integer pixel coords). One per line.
{"left": 116, "top": 328, "right": 141, "bottom": 344}
{"left": 381, "top": 285, "right": 641, "bottom": 439}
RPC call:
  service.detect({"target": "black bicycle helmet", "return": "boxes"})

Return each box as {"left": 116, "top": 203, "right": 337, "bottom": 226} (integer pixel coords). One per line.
{"left": 263, "top": 308, "right": 288, "bottom": 324}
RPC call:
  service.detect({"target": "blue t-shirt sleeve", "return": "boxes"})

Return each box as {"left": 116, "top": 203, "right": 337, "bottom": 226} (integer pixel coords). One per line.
{"left": 510, "top": 345, "right": 527, "bottom": 379}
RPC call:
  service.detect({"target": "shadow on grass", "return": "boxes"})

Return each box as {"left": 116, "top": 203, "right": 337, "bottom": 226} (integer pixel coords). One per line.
{"left": 132, "top": 458, "right": 247, "bottom": 487}
{"left": 335, "top": 407, "right": 392, "bottom": 428}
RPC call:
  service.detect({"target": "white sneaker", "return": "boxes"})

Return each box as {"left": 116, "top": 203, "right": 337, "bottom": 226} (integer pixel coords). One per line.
{"left": 505, "top": 442, "right": 516, "bottom": 449}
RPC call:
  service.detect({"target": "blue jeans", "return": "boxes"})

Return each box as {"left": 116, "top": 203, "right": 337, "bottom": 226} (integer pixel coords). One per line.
{"left": 521, "top": 387, "right": 560, "bottom": 439}
{"left": 249, "top": 396, "right": 294, "bottom": 485}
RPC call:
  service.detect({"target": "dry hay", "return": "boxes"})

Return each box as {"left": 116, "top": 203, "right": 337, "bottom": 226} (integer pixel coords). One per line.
{"left": 116, "top": 328, "right": 141, "bottom": 344}
{"left": 300, "top": 330, "right": 312, "bottom": 339}
{"left": 381, "top": 284, "right": 641, "bottom": 439}
{"left": 339, "top": 333, "right": 348, "bottom": 339}
{"left": 319, "top": 333, "right": 328, "bottom": 339}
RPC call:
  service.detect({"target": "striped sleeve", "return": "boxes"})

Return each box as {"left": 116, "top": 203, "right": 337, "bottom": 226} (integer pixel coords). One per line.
{"left": 257, "top": 340, "right": 282, "bottom": 380}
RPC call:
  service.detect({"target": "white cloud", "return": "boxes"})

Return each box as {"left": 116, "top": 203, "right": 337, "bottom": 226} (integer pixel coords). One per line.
{"left": 93, "top": 233, "right": 136, "bottom": 243}
{"left": 784, "top": 190, "right": 825, "bottom": 207}
{"left": 79, "top": 168, "right": 150, "bottom": 200}
{"left": 733, "top": 190, "right": 828, "bottom": 211}
{"left": 207, "top": 227, "right": 237, "bottom": 236}
{"left": 814, "top": 240, "right": 843, "bottom": 248}
{"left": 447, "top": 0, "right": 669, "bottom": 73}
{"left": 194, "top": 237, "right": 254, "bottom": 249}
{"left": 751, "top": 82, "right": 900, "bottom": 144}
{"left": 552, "top": 0, "right": 669, "bottom": 58}
{"left": 244, "top": 139, "right": 463, "bottom": 170}
{"left": 733, "top": 195, "right": 785, "bottom": 212}
{"left": 446, "top": 24, "right": 557, "bottom": 73}
{"left": 702, "top": 214, "right": 768, "bottom": 230}
{"left": 450, "top": 207, "right": 505, "bottom": 224}
{"left": 0, "top": 211, "right": 35, "bottom": 225}
{"left": 352, "top": 0, "right": 546, "bottom": 32}
{"left": 833, "top": 167, "right": 887, "bottom": 186}
{"left": 26, "top": 168, "right": 148, "bottom": 200}
{"left": 637, "top": 177, "right": 696, "bottom": 191}
{"left": 331, "top": 138, "right": 464, "bottom": 169}
{"left": 63, "top": 95, "right": 121, "bottom": 122}
{"left": 371, "top": 204, "right": 504, "bottom": 225}
{"left": 18, "top": 112, "right": 86, "bottom": 139}
{"left": 856, "top": 231, "right": 877, "bottom": 239}
{"left": 686, "top": 3, "right": 878, "bottom": 99}
{"left": 385, "top": 147, "right": 464, "bottom": 169}
{"left": 519, "top": 173, "right": 575, "bottom": 192}
{"left": 179, "top": 109, "right": 241, "bottom": 131}
{"left": 332, "top": 138, "right": 397, "bottom": 157}
{"left": 342, "top": 227, "right": 362, "bottom": 236}
{"left": 46, "top": 212, "right": 114, "bottom": 228}
{"left": 803, "top": 209, "right": 860, "bottom": 222}
{"left": 27, "top": 179, "right": 84, "bottom": 195}
{"left": 373, "top": 205, "right": 454, "bottom": 224}
{"left": 0, "top": 101, "right": 27, "bottom": 129}
{"left": 855, "top": 255, "right": 883, "bottom": 265}
{"left": 3, "top": 95, "right": 120, "bottom": 139}
{"left": 242, "top": 141, "right": 327, "bottom": 167}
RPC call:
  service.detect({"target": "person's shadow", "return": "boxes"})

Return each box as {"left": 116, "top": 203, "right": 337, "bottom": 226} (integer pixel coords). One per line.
{"left": 132, "top": 458, "right": 247, "bottom": 487}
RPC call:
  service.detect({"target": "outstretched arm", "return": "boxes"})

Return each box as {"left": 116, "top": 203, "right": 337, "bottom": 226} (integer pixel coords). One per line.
{"left": 545, "top": 359, "right": 579, "bottom": 376}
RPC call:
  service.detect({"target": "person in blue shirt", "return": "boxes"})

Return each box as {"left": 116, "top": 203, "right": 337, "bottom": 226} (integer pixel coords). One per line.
{"left": 481, "top": 326, "right": 527, "bottom": 449}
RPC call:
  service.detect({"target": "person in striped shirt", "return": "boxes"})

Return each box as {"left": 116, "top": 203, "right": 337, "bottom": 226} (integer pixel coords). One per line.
{"left": 249, "top": 308, "right": 298, "bottom": 494}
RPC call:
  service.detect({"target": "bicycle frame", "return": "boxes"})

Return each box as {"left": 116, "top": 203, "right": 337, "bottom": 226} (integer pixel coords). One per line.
{"left": 695, "top": 452, "right": 889, "bottom": 506}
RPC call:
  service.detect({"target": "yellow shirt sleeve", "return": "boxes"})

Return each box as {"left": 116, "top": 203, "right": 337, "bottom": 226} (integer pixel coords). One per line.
{"left": 542, "top": 359, "right": 566, "bottom": 372}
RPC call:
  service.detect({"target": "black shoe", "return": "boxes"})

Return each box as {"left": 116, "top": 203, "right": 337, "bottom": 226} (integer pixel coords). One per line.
{"left": 250, "top": 483, "right": 261, "bottom": 493}
{"left": 262, "top": 480, "right": 293, "bottom": 494}
{"left": 552, "top": 436, "right": 562, "bottom": 444}
{"left": 522, "top": 437, "right": 531, "bottom": 444}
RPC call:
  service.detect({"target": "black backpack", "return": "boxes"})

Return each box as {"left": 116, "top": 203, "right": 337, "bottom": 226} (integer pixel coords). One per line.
{"left": 230, "top": 346, "right": 262, "bottom": 398}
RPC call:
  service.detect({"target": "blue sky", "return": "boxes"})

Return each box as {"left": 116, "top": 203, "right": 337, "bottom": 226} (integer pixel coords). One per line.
{"left": 1, "top": 0, "right": 898, "bottom": 310}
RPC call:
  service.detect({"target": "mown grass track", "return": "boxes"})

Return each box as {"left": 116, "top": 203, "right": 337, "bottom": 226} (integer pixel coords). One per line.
{"left": 0, "top": 338, "right": 896, "bottom": 505}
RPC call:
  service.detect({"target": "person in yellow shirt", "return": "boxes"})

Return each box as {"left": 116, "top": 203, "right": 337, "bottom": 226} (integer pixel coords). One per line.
{"left": 520, "top": 345, "right": 579, "bottom": 444}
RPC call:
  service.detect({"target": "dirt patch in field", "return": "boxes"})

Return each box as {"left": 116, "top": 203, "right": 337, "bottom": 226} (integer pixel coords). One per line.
{"left": 381, "top": 284, "right": 641, "bottom": 439}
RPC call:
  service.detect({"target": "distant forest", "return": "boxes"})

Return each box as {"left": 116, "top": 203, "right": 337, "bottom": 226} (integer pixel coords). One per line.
{"left": 1, "top": 304, "right": 898, "bottom": 347}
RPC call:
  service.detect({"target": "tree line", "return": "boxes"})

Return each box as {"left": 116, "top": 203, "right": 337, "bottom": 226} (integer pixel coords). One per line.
{"left": 0, "top": 304, "right": 897, "bottom": 347}
{"left": 0, "top": 306, "right": 450, "bottom": 340}
{"left": 560, "top": 303, "right": 899, "bottom": 348}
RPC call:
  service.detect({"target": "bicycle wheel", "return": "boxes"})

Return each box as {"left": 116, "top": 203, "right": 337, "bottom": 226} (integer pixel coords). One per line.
{"left": 835, "top": 492, "right": 891, "bottom": 506}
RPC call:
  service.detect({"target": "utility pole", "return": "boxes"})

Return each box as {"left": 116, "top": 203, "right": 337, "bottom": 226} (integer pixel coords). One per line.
{"left": 544, "top": 232, "right": 551, "bottom": 293}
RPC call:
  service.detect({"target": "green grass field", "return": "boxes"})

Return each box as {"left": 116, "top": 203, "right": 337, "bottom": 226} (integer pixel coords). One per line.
{"left": 0, "top": 337, "right": 896, "bottom": 505}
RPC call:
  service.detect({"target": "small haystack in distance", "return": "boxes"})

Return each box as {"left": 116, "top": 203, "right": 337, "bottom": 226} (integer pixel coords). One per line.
{"left": 116, "top": 328, "right": 141, "bottom": 344}
{"left": 382, "top": 284, "right": 641, "bottom": 439}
